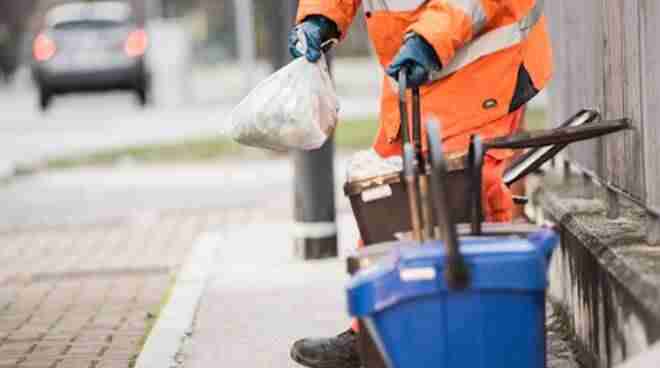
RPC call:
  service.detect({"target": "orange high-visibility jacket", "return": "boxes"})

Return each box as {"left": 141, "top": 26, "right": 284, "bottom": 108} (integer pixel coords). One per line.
{"left": 297, "top": 0, "right": 553, "bottom": 159}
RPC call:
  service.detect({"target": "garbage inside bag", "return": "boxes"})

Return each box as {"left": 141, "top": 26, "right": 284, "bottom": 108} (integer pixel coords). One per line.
{"left": 346, "top": 149, "right": 403, "bottom": 183}
{"left": 226, "top": 55, "right": 339, "bottom": 151}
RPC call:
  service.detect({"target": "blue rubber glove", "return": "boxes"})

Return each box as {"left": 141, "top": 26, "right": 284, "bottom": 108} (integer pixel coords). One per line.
{"left": 385, "top": 34, "right": 443, "bottom": 88}
{"left": 288, "top": 15, "right": 340, "bottom": 62}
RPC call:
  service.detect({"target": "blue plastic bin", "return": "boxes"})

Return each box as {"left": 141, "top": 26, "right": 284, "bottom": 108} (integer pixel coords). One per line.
{"left": 346, "top": 229, "right": 558, "bottom": 368}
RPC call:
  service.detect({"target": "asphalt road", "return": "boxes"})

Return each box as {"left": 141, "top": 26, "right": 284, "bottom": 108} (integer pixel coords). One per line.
{"left": 0, "top": 86, "right": 227, "bottom": 165}
{"left": 0, "top": 75, "right": 377, "bottom": 176}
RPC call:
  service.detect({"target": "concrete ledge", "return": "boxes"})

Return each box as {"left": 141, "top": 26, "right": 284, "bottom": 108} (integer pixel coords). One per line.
{"left": 617, "top": 341, "right": 660, "bottom": 368}
{"left": 533, "top": 175, "right": 660, "bottom": 367}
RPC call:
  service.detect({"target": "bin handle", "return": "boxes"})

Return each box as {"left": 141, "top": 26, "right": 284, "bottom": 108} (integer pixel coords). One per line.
{"left": 427, "top": 120, "right": 469, "bottom": 290}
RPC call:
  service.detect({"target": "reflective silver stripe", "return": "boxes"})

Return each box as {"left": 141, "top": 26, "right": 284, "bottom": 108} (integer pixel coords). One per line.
{"left": 364, "top": 0, "right": 426, "bottom": 12}
{"left": 447, "top": 0, "right": 488, "bottom": 35}
{"left": 429, "top": 0, "right": 544, "bottom": 81}
{"left": 292, "top": 221, "right": 338, "bottom": 239}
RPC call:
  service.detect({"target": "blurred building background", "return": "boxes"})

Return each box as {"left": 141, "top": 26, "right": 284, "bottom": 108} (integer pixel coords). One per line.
{"left": 0, "top": 0, "right": 36, "bottom": 83}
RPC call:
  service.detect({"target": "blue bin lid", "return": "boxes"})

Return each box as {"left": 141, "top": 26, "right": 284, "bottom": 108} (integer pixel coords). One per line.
{"left": 347, "top": 230, "right": 558, "bottom": 318}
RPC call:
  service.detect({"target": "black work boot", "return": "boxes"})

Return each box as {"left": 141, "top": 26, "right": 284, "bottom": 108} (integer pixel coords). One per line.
{"left": 290, "top": 329, "right": 361, "bottom": 368}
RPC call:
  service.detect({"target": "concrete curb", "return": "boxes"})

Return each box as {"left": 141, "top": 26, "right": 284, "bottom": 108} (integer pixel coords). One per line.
{"left": 0, "top": 159, "right": 45, "bottom": 183}
{"left": 0, "top": 161, "right": 16, "bottom": 182}
{"left": 134, "top": 231, "right": 222, "bottom": 368}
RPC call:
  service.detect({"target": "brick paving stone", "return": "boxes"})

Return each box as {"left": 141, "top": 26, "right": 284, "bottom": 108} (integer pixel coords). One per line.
{"left": 55, "top": 318, "right": 92, "bottom": 328}
{"left": 76, "top": 329, "right": 115, "bottom": 340}
{"left": 89, "top": 316, "right": 123, "bottom": 330}
{"left": 16, "top": 327, "right": 50, "bottom": 336}
{"left": 0, "top": 355, "right": 28, "bottom": 362}
{"left": 48, "top": 328, "right": 81, "bottom": 336}
{"left": 102, "top": 353, "right": 135, "bottom": 361}
{"left": 0, "top": 354, "right": 27, "bottom": 362}
{"left": 5, "top": 330, "right": 44, "bottom": 343}
{"left": 95, "top": 360, "right": 131, "bottom": 368}
{"left": 118, "top": 316, "right": 146, "bottom": 328}
{"left": 40, "top": 335, "right": 73, "bottom": 344}
{"left": 0, "top": 320, "right": 25, "bottom": 331}
{"left": 0, "top": 341, "right": 34, "bottom": 355}
{"left": 122, "top": 310, "right": 151, "bottom": 321}
{"left": 107, "top": 335, "right": 141, "bottom": 348}
{"left": 55, "top": 360, "right": 97, "bottom": 368}
{"left": 102, "top": 346, "right": 136, "bottom": 360}
{"left": 24, "top": 322, "right": 58, "bottom": 332}
{"left": 0, "top": 357, "right": 23, "bottom": 366}
{"left": 96, "top": 306, "right": 132, "bottom": 317}
{"left": 0, "top": 315, "right": 31, "bottom": 330}
{"left": 113, "top": 325, "right": 145, "bottom": 335}
{"left": 66, "top": 343, "right": 105, "bottom": 356}
{"left": 30, "top": 342, "right": 68, "bottom": 357}
{"left": 72, "top": 335, "right": 110, "bottom": 345}
{"left": 17, "top": 357, "right": 57, "bottom": 368}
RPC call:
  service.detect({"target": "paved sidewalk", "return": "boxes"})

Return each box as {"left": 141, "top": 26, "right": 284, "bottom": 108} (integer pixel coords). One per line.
{"left": 185, "top": 213, "right": 359, "bottom": 368}
{"left": 184, "top": 211, "right": 582, "bottom": 368}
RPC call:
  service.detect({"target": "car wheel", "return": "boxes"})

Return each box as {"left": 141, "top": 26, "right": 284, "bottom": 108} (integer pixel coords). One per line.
{"left": 136, "top": 87, "right": 150, "bottom": 107}
{"left": 39, "top": 89, "right": 53, "bottom": 111}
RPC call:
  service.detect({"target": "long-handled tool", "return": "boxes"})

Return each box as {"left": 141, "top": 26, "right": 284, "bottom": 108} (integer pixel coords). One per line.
{"left": 398, "top": 68, "right": 435, "bottom": 242}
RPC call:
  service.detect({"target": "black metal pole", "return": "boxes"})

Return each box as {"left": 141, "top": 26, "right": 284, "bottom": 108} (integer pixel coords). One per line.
{"left": 269, "top": 0, "right": 293, "bottom": 73}
{"left": 270, "top": 0, "right": 338, "bottom": 259}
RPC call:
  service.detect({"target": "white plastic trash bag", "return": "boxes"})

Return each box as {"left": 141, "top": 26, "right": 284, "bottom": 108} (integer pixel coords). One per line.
{"left": 227, "top": 55, "right": 339, "bottom": 151}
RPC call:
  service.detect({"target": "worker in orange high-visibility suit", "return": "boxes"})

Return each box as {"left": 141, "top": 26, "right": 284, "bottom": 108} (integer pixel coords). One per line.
{"left": 288, "top": 1, "right": 552, "bottom": 367}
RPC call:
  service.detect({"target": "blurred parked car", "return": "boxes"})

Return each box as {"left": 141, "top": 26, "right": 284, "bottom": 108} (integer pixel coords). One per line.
{"left": 31, "top": 1, "right": 150, "bottom": 110}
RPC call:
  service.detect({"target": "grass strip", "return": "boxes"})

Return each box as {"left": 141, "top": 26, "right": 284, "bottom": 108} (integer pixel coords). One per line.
{"left": 46, "top": 109, "right": 547, "bottom": 169}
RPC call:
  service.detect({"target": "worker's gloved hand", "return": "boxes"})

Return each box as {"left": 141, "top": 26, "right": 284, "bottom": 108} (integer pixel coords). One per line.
{"left": 288, "top": 15, "right": 340, "bottom": 62}
{"left": 386, "top": 33, "right": 443, "bottom": 88}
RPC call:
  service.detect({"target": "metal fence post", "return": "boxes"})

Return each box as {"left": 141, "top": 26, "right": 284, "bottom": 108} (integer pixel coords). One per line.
{"left": 606, "top": 187, "right": 620, "bottom": 219}
{"left": 563, "top": 158, "right": 571, "bottom": 185}
{"left": 647, "top": 209, "right": 660, "bottom": 246}
{"left": 583, "top": 172, "right": 594, "bottom": 199}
